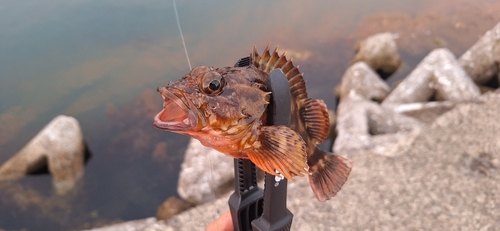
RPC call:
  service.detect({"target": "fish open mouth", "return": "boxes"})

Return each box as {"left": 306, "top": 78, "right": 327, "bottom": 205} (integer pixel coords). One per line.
{"left": 153, "top": 87, "right": 197, "bottom": 131}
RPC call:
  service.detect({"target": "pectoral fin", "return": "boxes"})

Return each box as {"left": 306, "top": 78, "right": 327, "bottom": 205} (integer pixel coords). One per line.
{"left": 301, "top": 98, "right": 331, "bottom": 143}
{"left": 246, "top": 125, "right": 309, "bottom": 180}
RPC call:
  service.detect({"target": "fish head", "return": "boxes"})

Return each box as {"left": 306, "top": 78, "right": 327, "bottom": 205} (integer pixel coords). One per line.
{"left": 154, "top": 65, "right": 270, "bottom": 144}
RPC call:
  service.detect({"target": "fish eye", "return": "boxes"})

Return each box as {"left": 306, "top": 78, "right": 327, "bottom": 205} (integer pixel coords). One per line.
{"left": 209, "top": 79, "right": 221, "bottom": 91}
{"left": 199, "top": 72, "right": 225, "bottom": 95}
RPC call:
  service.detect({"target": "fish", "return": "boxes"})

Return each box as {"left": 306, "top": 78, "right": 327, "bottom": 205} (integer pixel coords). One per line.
{"left": 153, "top": 45, "right": 352, "bottom": 202}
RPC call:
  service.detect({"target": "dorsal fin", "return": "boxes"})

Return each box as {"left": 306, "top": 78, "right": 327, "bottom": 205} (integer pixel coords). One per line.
{"left": 251, "top": 44, "right": 308, "bottom": 102}
{"left": 251, "top": 45, "right": 329, "bottom": 143}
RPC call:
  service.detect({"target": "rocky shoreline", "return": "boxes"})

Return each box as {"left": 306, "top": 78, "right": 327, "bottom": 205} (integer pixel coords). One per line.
{"left": 1, "top": 14, "right": 499, "bottom": 231}
{"left": 86, "top": 21, "right": 500, "bottom": 230}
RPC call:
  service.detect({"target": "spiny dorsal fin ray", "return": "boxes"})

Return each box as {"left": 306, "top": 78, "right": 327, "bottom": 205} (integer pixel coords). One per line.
{"left": 253, "top": 44, "right": 327, "bottom": 139}
{"left": 252, "top": 45, "right": 308, "bottom": 102}
{"left": 266, "top": 47, "right": 280, "bottom": 73}
{"left": 246, "top": 125, "right": 309, "bottom": 180}
{"left": 260, "top": 44, "right": 272, "bottom": 71}
{"left": 274, "top": 51, "right": 288, "bottom": 69}
{"left": 301, "top": 98, "right": 330, "bottom": 143}
{"left": 281, "top": 59, "right": 294, "bottom": 74}
{"left": 285, "top": 66, "right": 301, "bottom": 81}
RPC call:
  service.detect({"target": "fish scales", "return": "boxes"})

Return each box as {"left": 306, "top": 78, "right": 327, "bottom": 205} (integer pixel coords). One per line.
{"left": 154, "top": 45, "right": 352, "bottom": 202}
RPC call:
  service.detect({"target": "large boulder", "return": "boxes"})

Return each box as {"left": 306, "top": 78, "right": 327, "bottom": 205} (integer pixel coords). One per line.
{"left": 0, "top": 115, "right": 86, "bottom": 195}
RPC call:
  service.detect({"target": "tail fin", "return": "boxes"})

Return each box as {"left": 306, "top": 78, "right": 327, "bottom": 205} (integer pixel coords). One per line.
{"left": 308, "top": 147, "right": 352, "bottom": 202}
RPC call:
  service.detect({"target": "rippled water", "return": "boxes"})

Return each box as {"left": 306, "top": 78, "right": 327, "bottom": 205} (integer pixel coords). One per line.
{"left": 1, "top": 0, "right": 498, "bottom": 230}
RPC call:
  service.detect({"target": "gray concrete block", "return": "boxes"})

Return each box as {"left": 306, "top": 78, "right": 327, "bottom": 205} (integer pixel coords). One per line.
{"left": 0, "top": 115, "right": 86, "bottom": 195}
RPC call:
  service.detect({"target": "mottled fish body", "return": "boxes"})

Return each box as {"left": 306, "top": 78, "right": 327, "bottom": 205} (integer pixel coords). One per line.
{"left": 154, "top": 45, "right": 352, "bottom": 201}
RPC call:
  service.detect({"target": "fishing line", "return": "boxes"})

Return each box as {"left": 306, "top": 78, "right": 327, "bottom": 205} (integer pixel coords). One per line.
{"left": 172, "top": 1, "right": 219, "bottom": 226}
{"left": 173, "top": 0, "right": 192, "bottom": 70}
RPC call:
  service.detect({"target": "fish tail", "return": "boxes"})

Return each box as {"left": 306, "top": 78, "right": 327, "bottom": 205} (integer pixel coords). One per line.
{"left": 308, "top": 147, "right": 352, "bottom": 202}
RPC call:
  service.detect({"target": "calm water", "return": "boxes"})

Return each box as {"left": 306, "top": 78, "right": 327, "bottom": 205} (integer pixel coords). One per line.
{"left": 0, "top": 0, "right": 497, "bottom": 230}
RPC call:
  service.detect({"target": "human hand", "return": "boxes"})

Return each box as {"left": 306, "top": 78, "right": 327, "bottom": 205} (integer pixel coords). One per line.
{"left": 206, "top": 210, "right": 233, "bottom": 231}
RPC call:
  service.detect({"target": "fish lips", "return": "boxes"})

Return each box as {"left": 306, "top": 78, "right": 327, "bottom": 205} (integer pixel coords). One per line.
{"left": 153, "top": 87, "right": 198, "bottom": 131}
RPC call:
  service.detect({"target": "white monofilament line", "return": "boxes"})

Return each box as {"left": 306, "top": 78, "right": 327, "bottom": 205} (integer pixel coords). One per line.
{"left": 172, "top": 2, "right": 218, "bottom": 220}
{"left": 173, "top": 0, "right": 192, "bottom": 70}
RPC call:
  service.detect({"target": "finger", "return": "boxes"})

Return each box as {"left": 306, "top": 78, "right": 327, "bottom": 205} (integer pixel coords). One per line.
{"left": 206, "top": 210, "right": 233, "bottom": 231}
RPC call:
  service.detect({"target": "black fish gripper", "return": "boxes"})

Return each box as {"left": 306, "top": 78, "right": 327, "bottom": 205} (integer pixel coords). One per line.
{"left": 228, "top": 57, "right": 293, "bottom": 231}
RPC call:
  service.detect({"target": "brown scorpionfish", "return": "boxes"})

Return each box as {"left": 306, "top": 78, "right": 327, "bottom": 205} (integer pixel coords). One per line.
{"left": 154, "top": 45, "right": 352, "bottom": 201}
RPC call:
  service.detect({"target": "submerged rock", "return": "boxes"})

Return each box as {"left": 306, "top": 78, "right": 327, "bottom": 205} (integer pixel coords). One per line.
{"left": 156, "top": 196, "right": 193, "bottom": 221}
{"left": 0, "top": 115, "right": 86, "bottom": 195}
